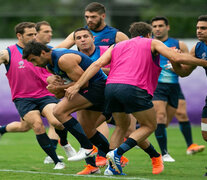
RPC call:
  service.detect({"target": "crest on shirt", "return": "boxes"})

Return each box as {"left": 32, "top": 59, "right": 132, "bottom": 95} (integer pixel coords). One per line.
{"left": 18, "top": 60, "right": 25, "bottom": 68}
{"left": 202, "top": 52, "right": 207, "bottom": 60}
{"left": 101, "top": 38, "right": 110, "bottom": 43}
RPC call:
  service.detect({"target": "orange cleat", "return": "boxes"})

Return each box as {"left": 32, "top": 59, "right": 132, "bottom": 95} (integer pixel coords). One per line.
{"left": 120, "top": 156, "right": 129, "bottom": 168}
{"left": 186, "top": 143, "right": 205, "bottom": 155}
{"left": 151, "top": 154, "right": 164, "bottom": 174}
{"left": 96, "top": 155, "right": 108, "bottom": 167}
{"left": 77, "top": 164, "right": 101, "bottom": 175}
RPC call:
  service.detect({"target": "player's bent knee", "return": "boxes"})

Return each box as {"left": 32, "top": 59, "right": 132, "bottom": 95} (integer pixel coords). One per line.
{"left": 53, "top": 106, "right": 62, "bottom": 120}
{"left": 156, "top": 112, "right": 166, "bottom": 123}
{"left": 33, "top": 122, "right": 45, "bottom": 134}
{"left": 20, "top": 122, "right": 31, "bottom": 132}
{"left": 22, "top": 126, "right": 31, "bottom": 132}
{"left": 49, "top": 120, "right": 62, "bottom": 129}
{"left": 152, "top": 123, "right": 157, "bottom": 131}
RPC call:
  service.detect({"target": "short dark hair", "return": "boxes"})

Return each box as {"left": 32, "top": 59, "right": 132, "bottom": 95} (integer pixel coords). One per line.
{"left": 129, "top": 22, "right": 152, "bottom": 38}
{"left": 73, "top": 27, "right": 93, "bottom": 39}
{"left": 35, "top": 21, "right": 51, "bottom": 32}
{"left": 151, "top": 16, "right": 169, "bottom": 25}
{"left": 22, "top": 40, "right": 51, "bottom": 59}
{"left": 15, "top": 22, "right": 36, "bottom": 34}
{"left": 85, "top": 2, "right": 105, "bottom": 14}
{"left": 197, "top": 15, "right": 207, "bottom": 22}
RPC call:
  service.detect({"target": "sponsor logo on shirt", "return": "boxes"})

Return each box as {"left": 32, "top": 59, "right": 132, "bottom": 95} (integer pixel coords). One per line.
{"left": 101, "top": 39, "right": 110, "bottom": 43}
{"left": 18, "top": 60, "right": 25, "bottom": 68}
{"left": 202, "top": 52, "right": 207, "bottom": 60}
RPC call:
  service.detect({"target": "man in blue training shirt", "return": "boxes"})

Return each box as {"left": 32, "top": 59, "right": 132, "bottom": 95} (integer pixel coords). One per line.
{"left": 23, "top": 41, "right": 111, "bottom": 175}
{"left": 151, "top": 16, "right": 205, "bottom": 162}
{"left": 72, "top": 26, "right": 165, "bottom": 176}
{"left": 188, "top": 15, "right": 207, "bottom": 142}
{"left": 55, "top": 2, "right": 128, "bottom": 48}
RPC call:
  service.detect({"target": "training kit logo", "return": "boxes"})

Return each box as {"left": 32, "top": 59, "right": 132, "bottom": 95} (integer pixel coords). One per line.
{"left": 18, "top": 60, "right": 25, "bottom": 68}
{"left": 101, "top": 39, "right": 110, "bottom": 43}
{"left": 85, "top": 147, "right": 95, "bottom": 156}
{"left": 202, "top": 52, "right": 207, "bottom": 60}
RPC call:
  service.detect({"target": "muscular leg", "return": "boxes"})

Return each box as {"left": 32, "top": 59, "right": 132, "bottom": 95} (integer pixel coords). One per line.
{"left": 110, "top": 113, "right": 131, "bottom": 150}
{"left": 23, "top": 110, "right": 61, "bottom": 165}
{"left": 53, "top": 95, "right": 94, "bottom": 149}
{"left": 175, "top": 99, "right": 189, "bottom": 122}
{"left": 166, "top": 104, "right": 177, "bottom": 127}
{"left": 0, "top": 118, "right": 31, "bottom": 134}
{"left": 107, "top": 109, "right": 163, "bottom": 175}
{"left": 125, "top": 114, "right": 137, "bottom": 138}
{"left": 96, "top": 122, "right": 109, "bottom": 139}
{"left": 42, "top": 103, "right": 77, "bottom": 161}
{"left": 42, "top": 103, "right": 69, "bottom": 145}
{"left": 78, "top": 110, "right": 109, "bottom": 161}
{"left": 175, "top": 99, "right": 193, "bottom": 147}
{"left": 112, "top": 108, "right": 157, "bottom": 164}
{"left": 129, "top": 108, "right": 157, "bottom": 142}
{"left": 48, "top": 124, "right": 59, "bottom": 149}
{"left": 153, "top": 100, "right": 168, "bottom": 155}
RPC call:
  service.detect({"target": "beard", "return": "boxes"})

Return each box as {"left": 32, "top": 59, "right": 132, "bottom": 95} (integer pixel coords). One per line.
{"left": 87, "top": 19, "right": 102, "bottom": 31}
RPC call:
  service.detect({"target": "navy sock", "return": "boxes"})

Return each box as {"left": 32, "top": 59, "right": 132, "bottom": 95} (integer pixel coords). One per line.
{"left": 155, "top": 124, "right": 167, "bottom": 155}
{"left": 117, "top": 138, "right": 137, "bottom": 156}
{"left": 143, "top": 144, "right": 160, "bottom": 158}
{"left": 0, "top": 125, "right": 7, "bottom": 135}
{"left": 179, "top": 121, "right": 193, "bottom": 147}
{"left": 63, "top": 117, "right": 93, "bottom": 149}
{"left": 36, "top": 133, "right": 60, "bottom": 164}
{"left": 90, "top": 131, "right": 109, "bottom": 157}
{"left": 51, "top": 139, "right": 58, "bottom": 150}
{"left": 55, "top": 128, "right": 68, "bottom": 146}
{"left": 85, "top": 156, "right": 96, "bottom": 167}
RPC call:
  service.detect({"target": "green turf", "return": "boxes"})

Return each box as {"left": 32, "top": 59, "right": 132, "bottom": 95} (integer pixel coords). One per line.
{"left": 0, "top": 125, "right": 206, "bottom": 180}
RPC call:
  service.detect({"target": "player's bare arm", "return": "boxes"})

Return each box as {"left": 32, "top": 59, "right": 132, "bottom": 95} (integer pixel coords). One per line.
{"left": 46, "top": 68, "right": 75, "bottom": 98}
{"left": 179, "top": 41, "right": 189, "bottom": 53}
{"left": 58, "top": 53, "right": 87, "bottom": 84}
{"left": 0, "top": 50, "right": 9, "bottom": 65}
{"left": 115, "top": 31, "right": 129, "bottom": 43}
{"left": 152, "top": 39, "right": 207, "bottom": 66}
{"left": 47, "top": 75, "right": 64, "bottom": 85}
{"left": 47, "top": 82, "right": 76, "bottom": 99}
{"left": 166, "top": 41, "right": 190, "bottom": 72}
{"left": 101, "top": 67, "right": 110, "bottom": 75}
{"left": 65, "top": 45, "right": 113, "bottom": 100}
{"left": 170, "top": 44, "right": 196, "bottom": 76}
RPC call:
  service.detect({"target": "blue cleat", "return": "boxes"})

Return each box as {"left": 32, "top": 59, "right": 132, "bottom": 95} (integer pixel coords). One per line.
{"left": 106, "top": 149, "right": 123, "bottom": 174}
{"left": 104, "top": 164, "right": 126, "bottom": 176}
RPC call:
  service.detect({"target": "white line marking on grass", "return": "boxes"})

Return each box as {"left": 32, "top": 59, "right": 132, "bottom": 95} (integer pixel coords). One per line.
{"left": 0, "top": 169, "right": 154, "bottom": 180}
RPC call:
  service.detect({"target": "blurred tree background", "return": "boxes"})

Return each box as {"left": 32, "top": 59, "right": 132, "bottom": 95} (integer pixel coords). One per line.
{"left": 0, "top": 0, "right": 206, "bottom": 39}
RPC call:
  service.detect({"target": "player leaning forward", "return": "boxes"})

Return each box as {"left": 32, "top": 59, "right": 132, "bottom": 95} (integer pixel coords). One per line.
{"left": 65, "top": 22, "right": 207, "bottom": 175}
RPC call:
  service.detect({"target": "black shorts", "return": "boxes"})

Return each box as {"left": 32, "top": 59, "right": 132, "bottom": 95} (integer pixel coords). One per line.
{"left": 79, "top": 80, "right": 106, "bottom": 112}
{"left": 104, "top": 83, "right": 153, "bottom": 114}
{"left": 14, "top": 96, "right": 60, "bottom": 118}
{"left": 178, "top": 87, "right": 185, "bottom": 100}
{"left": 202, "top": 96, "right": 207, "bottom": 118}
{"left": 152, "top": 82, "right": 180, "bottom": 108}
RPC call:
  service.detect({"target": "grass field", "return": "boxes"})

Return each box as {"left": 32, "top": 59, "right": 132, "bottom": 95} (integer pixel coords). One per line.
{"left": 0, "top": 125, "right": 206, "bottom": 180}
